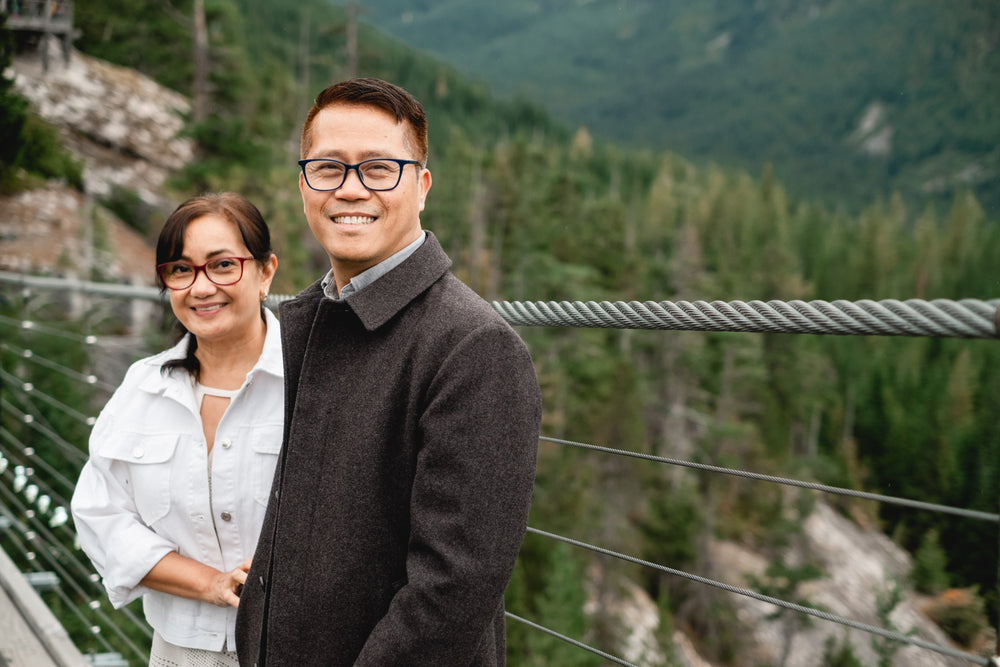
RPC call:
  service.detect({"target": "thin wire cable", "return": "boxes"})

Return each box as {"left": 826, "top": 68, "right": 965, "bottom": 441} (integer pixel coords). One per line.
{"left": 0, "top": 313, "right": 100, "bottom": 346}
{"left": 0, "top": 505, "right": 119, "bottom": 656}
{"left": 525, "top": 527, "right": 990, "bottom": 666}
{"left": 493, "top": 298, "right": 1000, "bottom": 338}
{"left": 1, "top": 342, "right": 118, "bottom": 393}
{"left": 505, "top": 612, "right": 637, "bottom": 667}
{"left": 0, "top": 485, "right": 152, "bottom": 659}
{"left": 0, "top": 432, "right": 78, "bottom": 502}
{"left": 1, "top": 368, "right": 96, "bottom": 426}
{"left": 2, "top": 377, "right": 70, "bottom": 437}
{"left": 0, "top": 483, "right": 95, "bottom": 588}
{"left": 541, "top": 436, "right": 1000, "bottom": 523}
{"left": 1, "top": 397, "right": 88, "bottom": 465}
{"left": 5, "top": 279, "right": 1000, "bottom": 663}
{"left": 0, "top": 378, "right": 93, "bottom": 476}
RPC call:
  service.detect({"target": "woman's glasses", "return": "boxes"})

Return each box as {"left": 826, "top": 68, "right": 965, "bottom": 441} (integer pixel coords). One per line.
{"left": 156, "top": 256, "right": 253, "bottom": 290}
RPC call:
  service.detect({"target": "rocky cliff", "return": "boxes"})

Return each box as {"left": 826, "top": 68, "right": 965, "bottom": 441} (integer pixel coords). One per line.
{"left": 1, "top": 40, "right": 192, "bottom": 282}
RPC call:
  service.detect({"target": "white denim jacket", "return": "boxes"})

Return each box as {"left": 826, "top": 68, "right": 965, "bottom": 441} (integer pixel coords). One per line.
{"left": 71, "top": 309, "right": 283, "bottom": 652}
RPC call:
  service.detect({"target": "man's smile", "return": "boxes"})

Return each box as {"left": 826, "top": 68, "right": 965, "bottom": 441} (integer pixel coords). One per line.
{"left": 332, "top": 215, "right": 376, "bottom": 225}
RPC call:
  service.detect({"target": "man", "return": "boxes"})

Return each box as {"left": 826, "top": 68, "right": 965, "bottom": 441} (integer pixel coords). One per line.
{"left": 236, "top": 78, "right": 542, "bottom": 666}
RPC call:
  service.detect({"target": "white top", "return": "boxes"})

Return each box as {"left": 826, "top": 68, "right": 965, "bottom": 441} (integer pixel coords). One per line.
{"left": 194, "top": 382, "right": 240, "bottom": 407}
{"left": 71, "top": 309, "right": 284, "bottom": 652}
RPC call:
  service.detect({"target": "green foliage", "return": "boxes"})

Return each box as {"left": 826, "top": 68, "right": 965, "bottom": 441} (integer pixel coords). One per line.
{"left": 0, "top": 15, "right": 29, "bottom": 186}
{"left": 0, "top": 294, "right": 154, "bottom": 662}
{"left": 73, "top": 0, "right": 194, "bottom": 93}
{"left": 7, "top": 0, "right": 1000, "bottom": 659}
{"left": 524, "top": 543, "right": 602, "bottom": 667}
{"left": 746, "top": 559, "right": 825, "bottom": 667}
{"left": 360, "top": 0, "right": 1000, "bottom": 213}
{"left": 871, "top": 579, "right": 914, "bottom": 667}
{"left": 821, "top": 635, "right": 864, "bottom": 667}
{"left": 17, "top": 114, "right": 85, "bottom": 189}
{"left": 98, "top": 185, "right": 157, "bottom": 236}
{"left": 638, "top": 479, "right": 700, "bottom": 578}
{"left": 911, "top": 529, "right": 950, "bottom": 595}
{"left": 0, "top": 18, "right": 82, "bottom": 192}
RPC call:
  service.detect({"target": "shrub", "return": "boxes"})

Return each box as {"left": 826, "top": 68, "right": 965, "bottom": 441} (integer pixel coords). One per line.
{"left": 911, "top": 529, "right": 949, "bottom": 594}
{"left": 924, "top": 587, "right": 989, "bottom": 648}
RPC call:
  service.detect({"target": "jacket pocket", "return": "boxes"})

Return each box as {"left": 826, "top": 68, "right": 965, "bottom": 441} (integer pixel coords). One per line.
{"left": 250, "top": 426, "right": 283, "bottom": 506}
{"left": 99, "top": 432, "right": 179, "bottom": 525}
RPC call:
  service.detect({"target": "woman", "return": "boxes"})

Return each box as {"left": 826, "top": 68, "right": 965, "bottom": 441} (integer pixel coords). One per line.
{"left": 71, "top": 192, "right": 282, "bottom": 666}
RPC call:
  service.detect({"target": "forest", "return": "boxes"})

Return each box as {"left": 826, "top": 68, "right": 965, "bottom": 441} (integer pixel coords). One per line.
{"left": 2, "top": 0, "right": 999, "bottom": 663}
{"left": 360, "top": 0, "right": 1000, "bottom": 216}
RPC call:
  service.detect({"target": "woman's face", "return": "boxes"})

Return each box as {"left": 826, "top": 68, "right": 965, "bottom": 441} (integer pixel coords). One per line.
{"left": 166, "top": 214, "right": 275, "bottom": 345}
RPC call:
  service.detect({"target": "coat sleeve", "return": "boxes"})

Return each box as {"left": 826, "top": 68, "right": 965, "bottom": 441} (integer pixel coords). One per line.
{"left": 354, "top": 322, "right": 541, "bottom": 665}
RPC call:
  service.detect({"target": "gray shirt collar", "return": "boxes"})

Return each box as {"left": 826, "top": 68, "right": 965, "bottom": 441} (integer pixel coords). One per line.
{"left": 321, "top": 231, "right": 426, "bottom": 301}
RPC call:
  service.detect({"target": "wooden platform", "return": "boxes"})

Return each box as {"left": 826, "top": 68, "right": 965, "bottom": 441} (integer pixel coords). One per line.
{"left": 0, "top": 546, "right": 88, "bottom": 667}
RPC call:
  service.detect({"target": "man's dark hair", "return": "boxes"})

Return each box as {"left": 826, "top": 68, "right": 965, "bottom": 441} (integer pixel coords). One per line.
{"left": 300, "top": 78, "right": 428, "bottom": 164}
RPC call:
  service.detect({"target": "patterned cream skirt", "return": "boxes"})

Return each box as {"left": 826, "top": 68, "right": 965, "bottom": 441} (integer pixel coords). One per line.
{"left": 148, "top": 631, "right": 240, "bottom": 667}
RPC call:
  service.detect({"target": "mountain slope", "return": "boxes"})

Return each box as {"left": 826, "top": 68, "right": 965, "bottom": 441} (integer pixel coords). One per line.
{"left": 360, "top": 0, "right": 1000, "bottom": 212}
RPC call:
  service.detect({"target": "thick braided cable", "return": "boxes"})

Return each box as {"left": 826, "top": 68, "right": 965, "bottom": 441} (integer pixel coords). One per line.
{"left": 492, "top": 298, "right": 1000, "bottom": 338}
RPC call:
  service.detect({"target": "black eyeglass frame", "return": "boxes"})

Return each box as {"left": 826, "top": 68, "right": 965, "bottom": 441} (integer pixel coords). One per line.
{"left": 156, "top": 256, "right": 254, "bottom": 291}
{"left": 298, "top": 158, "right": 424, "bottom": 192}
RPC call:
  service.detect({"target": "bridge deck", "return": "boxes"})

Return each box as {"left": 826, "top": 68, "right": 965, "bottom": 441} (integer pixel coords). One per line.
{"left": 0, "top": 547, "right": 87, "bottom": 667}
{"left": 2, "top": 1, "right": 74, "bottom": 35}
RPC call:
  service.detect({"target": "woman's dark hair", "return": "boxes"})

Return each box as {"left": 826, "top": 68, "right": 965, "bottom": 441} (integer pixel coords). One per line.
{"left": 156, "top": 192, "right": 274, "bottom": 379}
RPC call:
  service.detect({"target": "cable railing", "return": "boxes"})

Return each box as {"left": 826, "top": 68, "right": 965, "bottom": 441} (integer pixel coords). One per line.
{"left": 0, "top": 272, "right": 997, "bottom": 666}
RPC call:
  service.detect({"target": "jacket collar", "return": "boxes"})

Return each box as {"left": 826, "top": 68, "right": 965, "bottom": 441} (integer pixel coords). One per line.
{"left": 136, "top": 308, "right": 283, "bottom": 397}
{"left": 285, "top": 230, "right": 452, "bottom": 332}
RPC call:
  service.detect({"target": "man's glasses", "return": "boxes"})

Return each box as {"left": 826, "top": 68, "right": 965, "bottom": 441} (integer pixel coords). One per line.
{"left": 298, "top": 158, "right": 422, "bottom": 192}
{"left": 157, "top": 257, "right": 253, "bottom": 290}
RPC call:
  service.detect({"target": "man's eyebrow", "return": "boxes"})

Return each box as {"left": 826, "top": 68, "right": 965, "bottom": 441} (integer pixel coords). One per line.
{"left": 310, "top": 149, "right": 398, "bottom": 161}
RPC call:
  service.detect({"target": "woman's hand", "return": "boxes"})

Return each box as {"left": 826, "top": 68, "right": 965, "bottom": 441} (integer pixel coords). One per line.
{"left": 141, "top": 554, "right": 253, "bottom": 608}
{"left": 208, "top": 558, "right": 252, "bottom": 608}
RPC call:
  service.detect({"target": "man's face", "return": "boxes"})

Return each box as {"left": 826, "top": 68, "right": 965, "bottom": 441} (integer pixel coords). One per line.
{"left": 299, "top": 104, "right": 432, "bottom": 287}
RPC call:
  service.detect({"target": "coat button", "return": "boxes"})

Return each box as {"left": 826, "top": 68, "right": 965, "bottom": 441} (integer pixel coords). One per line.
{"left": 259, "top": 576, "right": 265, "bottom": 590}
{"left": 220, "top": 511, "right": 232, "bottom": 522}
{"left": 132, "top": 447, "right": 144, "bottom": 459}
{"left": 220, "top": 439, "right": 232, "bottom": 449}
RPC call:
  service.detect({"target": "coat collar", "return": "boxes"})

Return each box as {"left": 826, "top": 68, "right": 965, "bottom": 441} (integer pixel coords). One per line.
{"left": 283, "top": 230, "right": 452, "bottom": 332}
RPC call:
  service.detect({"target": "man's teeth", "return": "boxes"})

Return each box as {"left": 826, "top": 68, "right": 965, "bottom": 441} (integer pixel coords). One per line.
{"left": 334, "top": 215, "right": 375, "bottom": 225}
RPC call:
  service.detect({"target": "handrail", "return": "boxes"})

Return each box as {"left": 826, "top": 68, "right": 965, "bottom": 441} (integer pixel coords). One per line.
{"left": 2, "top": 274, "right": 998, "bottom": 665}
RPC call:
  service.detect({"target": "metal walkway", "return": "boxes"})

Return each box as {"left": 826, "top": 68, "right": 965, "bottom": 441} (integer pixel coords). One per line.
{"left": 0, "top": 546, "right": 87, "bottom": 667}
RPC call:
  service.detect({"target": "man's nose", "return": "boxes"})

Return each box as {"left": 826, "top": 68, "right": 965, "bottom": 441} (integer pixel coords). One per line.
{"left": 336, "top": 167, "right": 370, "bottom": 198}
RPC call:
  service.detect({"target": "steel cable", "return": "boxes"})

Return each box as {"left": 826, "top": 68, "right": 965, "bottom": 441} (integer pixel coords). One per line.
{"left": 493, "top": 298, "right": 1000, "bottom": 338}
{"left": 526, "top": 527, "right": 990, "bottom": 666}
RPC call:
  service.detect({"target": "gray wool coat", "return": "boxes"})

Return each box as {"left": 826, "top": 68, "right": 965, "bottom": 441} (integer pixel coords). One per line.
{"left": 236, "top": 232, "right": 541, "bottom": 666}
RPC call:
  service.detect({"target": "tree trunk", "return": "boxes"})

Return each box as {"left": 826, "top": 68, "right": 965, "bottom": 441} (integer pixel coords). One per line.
{"left": 192, "top": 0, "right": 209, "bottom": 124}
{"left": 344, "top": 0, "right": 358, "bottom": 79}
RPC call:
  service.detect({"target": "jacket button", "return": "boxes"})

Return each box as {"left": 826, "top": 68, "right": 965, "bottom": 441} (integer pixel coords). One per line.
{"left": 259, "top": 576, "right": 265, "bottom": 590}
{"left": 132, "top": 447, "right": 144, "bottom": 459}
{"left": 220, "top": 439, "right": 232, "bottom": 449}
{"left": 220, "top": 511, "right": 232, "bottom": 522}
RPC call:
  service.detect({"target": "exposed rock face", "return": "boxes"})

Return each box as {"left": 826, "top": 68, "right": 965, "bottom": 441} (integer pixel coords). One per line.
{"left": 1, "top": 41, "right": 190, "bottom": 281}
{"left": 710, "top": 502, "right": 975, "bottom": 666}
{"left": 10, "top": 40, "right": 194, "bottom": 209}
{"left": 0, "top": 185, "right": 154, "bottom": 283}
{"left": 584, "top": 501, "right": 981, "bottom": 667}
